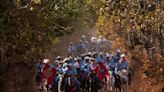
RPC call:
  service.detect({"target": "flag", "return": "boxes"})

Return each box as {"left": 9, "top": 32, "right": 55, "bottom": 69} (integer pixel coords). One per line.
{"left": 47, "top": 67, "right": 56, "bottom": 85}
{"left": 41, "top": 64, "right": 57, "bottom": 85}
{"left": 98, "top": 63, "right": 110, "bottom": 80}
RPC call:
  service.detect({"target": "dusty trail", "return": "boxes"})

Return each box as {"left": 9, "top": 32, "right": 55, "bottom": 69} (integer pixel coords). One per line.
{"left": 45, "top": 22, "right": 97, "bottom": 60}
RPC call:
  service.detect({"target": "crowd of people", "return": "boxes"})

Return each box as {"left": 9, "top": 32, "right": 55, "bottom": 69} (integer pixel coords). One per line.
{"left": 35, "top": 36, "right": 130, "bottom": 92}
{"left": 67, "top": 35, "right": 111, "bottom": 57}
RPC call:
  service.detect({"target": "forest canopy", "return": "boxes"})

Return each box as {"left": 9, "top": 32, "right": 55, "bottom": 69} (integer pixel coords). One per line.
{"left": 0, "top": 0, "right": 98, "bottom": 64}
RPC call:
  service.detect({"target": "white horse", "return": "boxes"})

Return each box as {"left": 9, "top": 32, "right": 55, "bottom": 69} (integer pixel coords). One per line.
{"left": 52, "top": 73, "right": 64, "bottom": 92}
{"left": 57, "top": 74, "right": 64, "bottom": 92}
{"left": 117, "top": 69, "right": 129, "bottom": 92}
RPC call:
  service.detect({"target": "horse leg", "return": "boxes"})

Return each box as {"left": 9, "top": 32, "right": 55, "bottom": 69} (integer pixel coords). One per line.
{"left": 46, "top": 85, "right": 49, "bottom": 92}
{"left": 87, "top": 81, "right": 90, "bottom": 92}
{"left": 125, "top": 82, "right": 128, "bottom": 92}
{"left": 119, "top": 85, "right": 121, "bottom": 92}
{"left": 58, "top": 77, "right": 63, "bottom": 92}
{"left": 109, "top": 80, "right": 113, "bottom": 92}
{"left": 128, "top": 73, "right": 131, "bottom": 85}
{"left": 111, "top": 77, "right": 115, "bottom": 92}
{"left": 109, "top": 79, "right": 113, "bottom": 92}
{"left": 40, "top": 81, "right": 45, "bottom": 92}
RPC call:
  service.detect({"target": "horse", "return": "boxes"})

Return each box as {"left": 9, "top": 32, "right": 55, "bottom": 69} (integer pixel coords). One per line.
{"left": 52, "top": 73, "right": 65, "bottom": 92}
{"left": 64, "top": 76, "right": 79, "bottom": 92}
{"left": 114, "top": 69, "right": 129, "bottom": 92}
{"left": 119, "top": 69, "right": 129, "bottom": 92}
{"left": 90, "top": 71, "right": 104, "bottom": 92}
{"left": 78, "top": 70, "right": 90, "bottom": 92}
{"left": 105, "top": 69, "right": 115, "bottom": 92}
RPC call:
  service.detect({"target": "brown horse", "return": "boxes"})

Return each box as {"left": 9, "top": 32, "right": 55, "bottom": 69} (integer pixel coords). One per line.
{"left": 90, "top": 72, "right": 104, "bottom": 92}
{"left": 65, "top": 77, "right": 78, "bottom": 92}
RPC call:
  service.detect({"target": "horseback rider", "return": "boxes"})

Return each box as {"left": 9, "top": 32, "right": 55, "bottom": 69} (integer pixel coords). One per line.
{"left": 90, "top": 58, "right": 99, "bottom": 74}
{"left": 65, "top": 63, "right": 80, "bottom": 92}
{"left": 53, "top": 59, "right": 65, "bottom": 92}
{"left": 81, "top": 56, "right": 91, "bottom": 77}
{"left": 57, "top": 58, "right": 65, "bottom": 74}
{"left": 41, "top": 59, "right": 57, "bottom": 91}
{"left": 74, "top": 57, "right": 81, "bottom": 74}
{"left": 113, "top": 49, "right": 121, "bottom": 64}
{"left": 79, "top": 40, "right": 86, "bottom": 53}
{"left": 90, "top": 59, "right": 105, "bottom": 92}
{"left": 36, "top": 60, "right": 44, "bottom": 86}
{"left": 92, "top": 52, "right": 104, "bottom": 63}
{"left": 36, "top": 60, "right": 44, "bottom": 73}
{"left": 97, "top": 36, "right": 106, "bottom": 52}
{"left": 68, "top": 42, "right": 77, "bottom": 57}
{"left": 106, "top": 54, "right": 115, "bottom": 71}
{"left": 52, "top": 56, "right": 62, "bottom": 69}
{"left": 113, "top": 54, "right": 130, "bottom": 91}
{"left": 91, "top": 37, "right": 99, "bottom": 52}
{"left": 81, "top": 35, "right": 86, "bottom": 43}
{"left": 65, "top": 63, "right": 77, "bottom": 77}
{"left": 117, "top": 54, "right": 129, "bottom": 71}
{"left": 90, "top": 70, "right": 102, "bottom": 92}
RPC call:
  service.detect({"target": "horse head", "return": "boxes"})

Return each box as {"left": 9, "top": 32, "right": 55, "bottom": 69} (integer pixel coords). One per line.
{"left": 118, "top": 69, "right": 128, "bottom": 79}
{"left": 65, "top": 77, "right": 77, "bottom": 92}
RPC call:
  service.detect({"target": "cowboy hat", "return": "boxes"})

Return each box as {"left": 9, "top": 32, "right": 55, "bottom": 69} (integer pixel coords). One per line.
{"left": 43, "top": 59, "right": 50, "bottom": 63}
{"left": 121, "top": 54, "right": 126, "bottom": 58}
{"left": 56, "top": 56, "right": 61, "bottom": 60}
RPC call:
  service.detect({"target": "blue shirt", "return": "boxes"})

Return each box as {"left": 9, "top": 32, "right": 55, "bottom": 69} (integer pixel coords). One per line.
{"left": 57, "top": 66, "right": 64, "bottom": 74}
{"left": 113, "top": 54, "right": 121, "bottom": 64}
{"left": 96, "top": 56, "right": 103, "bottom": 63}
{"left": 79, "top": 60, "right": 85, "bottom": 70}
{"left": 51, "top": 63, "right": 58, "bottom": 68}
{"left": 36, "top": 63, "right": 43, "bottom": 72}
{"left": 118, "top": 60, "right": 129, "bottom": 70}
{"left": 106, "top": 59, "right": 115, "bottom": 69}
{"left": 68, "top": 45, "right": 76, "bottom": 53}
{"left": 65, "top": 68, "right": 77, "bottom": 76}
